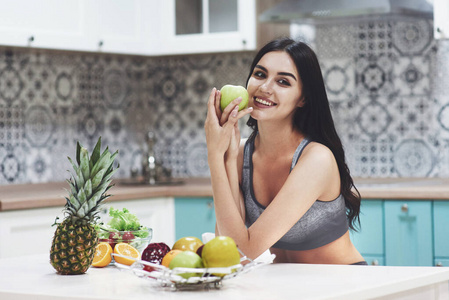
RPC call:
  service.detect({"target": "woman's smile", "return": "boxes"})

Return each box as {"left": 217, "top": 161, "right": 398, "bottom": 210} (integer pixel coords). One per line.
{"left": 254, "top": 97, "right": 277, "bottom": 108}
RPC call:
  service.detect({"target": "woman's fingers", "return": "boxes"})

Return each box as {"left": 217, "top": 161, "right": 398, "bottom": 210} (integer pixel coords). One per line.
{"left": 223, "top": 105, "right": 253, "bottom": 131}
{"left": 206, "top": 88, "right": 219, "bottom": 123}
{"left": 215, "top": 90, "right": 222, "bottom": 120}
{"left": 220, "top": 97, "right": 243, "bottom": 125}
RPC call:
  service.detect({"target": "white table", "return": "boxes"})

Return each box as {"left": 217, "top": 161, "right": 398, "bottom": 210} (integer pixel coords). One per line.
{"left": 0, "top": 254, "right": 448, "bottom": 300}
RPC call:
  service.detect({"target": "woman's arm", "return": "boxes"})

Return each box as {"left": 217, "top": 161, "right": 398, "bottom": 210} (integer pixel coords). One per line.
{"left": 224, "top": 126, "right": 246, "bottom": 220}
{"left": 205, "top": 88, "right": 248, "bottom": 235}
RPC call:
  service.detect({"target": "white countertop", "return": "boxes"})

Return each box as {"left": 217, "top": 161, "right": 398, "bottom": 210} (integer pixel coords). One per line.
{"left": 1, "top": 255, "right": 449, "bottom": 300}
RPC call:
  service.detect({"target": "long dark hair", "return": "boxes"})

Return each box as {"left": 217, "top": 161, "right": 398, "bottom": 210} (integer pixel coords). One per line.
{"left": 246, "top": 37, "right": 361, "bottom": 230}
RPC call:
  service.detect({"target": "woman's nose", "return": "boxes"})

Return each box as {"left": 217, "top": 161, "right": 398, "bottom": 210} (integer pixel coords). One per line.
{"left": 259, "top": 81, "right": 273, "bottom": 94}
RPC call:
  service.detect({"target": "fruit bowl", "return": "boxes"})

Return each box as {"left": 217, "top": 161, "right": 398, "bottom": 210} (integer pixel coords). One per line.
{"left": 114, "top": 254, "right": 273, "bottom": 290}
{"left": 97, "top": 228, "right": 153, "bottom": 254}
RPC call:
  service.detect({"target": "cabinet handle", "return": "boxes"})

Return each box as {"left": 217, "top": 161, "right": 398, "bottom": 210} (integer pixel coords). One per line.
{"left": 436, "top": 262, "right": 443, "bottom": 267}
{"left": 28, "top": 35, "right": 35, "bottom": 46}
{"left": 437, "top": 27, "right": 442, "bottom": 33}
{"left": 401, "top": 204, "right": 408, "bottom": 213}
{"left": 371, "top": 259, "right": 379, "bottom": 266}
{"left": 98, "top": 40, "right": 104, "bottom": 48}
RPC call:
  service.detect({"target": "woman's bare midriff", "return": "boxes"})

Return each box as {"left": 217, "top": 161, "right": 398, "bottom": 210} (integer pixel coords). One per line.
{"left": 270, "top": 231, "right": 364, "bottom": 265}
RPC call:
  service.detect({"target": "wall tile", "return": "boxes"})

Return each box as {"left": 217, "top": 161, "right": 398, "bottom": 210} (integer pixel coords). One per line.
{"left": 0, "top": 18, "right": 448, "bottom": 183}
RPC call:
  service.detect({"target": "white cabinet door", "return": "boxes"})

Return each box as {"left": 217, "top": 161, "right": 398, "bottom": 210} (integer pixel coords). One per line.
{"left": 434, "top": 0, "right": 449, "bottom": 39}
{"left": 0, "top": 0, "right": 96, "bottom": 51}
{"left": 0, "top": 206, "right": 65, "bottom": 258}
{"left": 157, "top": 0, "right": 256, "bottom": 55}
{"left": 0, "top": 197, "right": 175, "bottom": 258}
{"left": 91, "top": 0, "right": 160, "bottom": 55}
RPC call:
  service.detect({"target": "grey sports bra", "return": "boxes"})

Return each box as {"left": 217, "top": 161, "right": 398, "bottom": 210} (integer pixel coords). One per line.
{"left": 242, "top": 134, "right": 349, "bottom": 251}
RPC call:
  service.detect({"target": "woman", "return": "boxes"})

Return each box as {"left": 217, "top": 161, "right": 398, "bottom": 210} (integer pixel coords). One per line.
{"left": 204, "top": 38, "right": 365, "bottom": 265}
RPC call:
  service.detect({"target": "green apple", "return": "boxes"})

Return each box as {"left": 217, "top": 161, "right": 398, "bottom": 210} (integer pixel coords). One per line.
{"left": 220, "top": 84, "right": 249, "bottom": 112}
{"left": 168, "top": 250, "right": 203, "bottom": 279}
{"left": 201, "top": 236, "right": 240, "bottom": 276}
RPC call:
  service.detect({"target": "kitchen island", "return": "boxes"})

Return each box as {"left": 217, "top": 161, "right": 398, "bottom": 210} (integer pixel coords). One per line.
{"left": 0, "top": 254, "right": 448, "bottom": 300}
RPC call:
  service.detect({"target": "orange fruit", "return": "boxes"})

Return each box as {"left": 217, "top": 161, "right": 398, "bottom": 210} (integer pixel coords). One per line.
{"left": 92, "top": 242, "right": 113, "bottom": 268}
{"left": 161, "top": 250, "right": 183, "bottom": 268}
{"left": 114, "top": 242, "right": 140, "bottom": 266}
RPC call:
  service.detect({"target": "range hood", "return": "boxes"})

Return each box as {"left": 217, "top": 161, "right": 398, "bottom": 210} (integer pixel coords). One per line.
{"left": 259, "top": 0, "right": 433, "bottom": 24}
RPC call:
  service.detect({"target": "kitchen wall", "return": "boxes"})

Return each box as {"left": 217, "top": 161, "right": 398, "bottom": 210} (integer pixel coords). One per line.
{"left": 293, "top": 18, "right": 449, "bottom": 178}
{"left": 0, "top": 47, "right": 254, "bottom": 184}
{"left": 0, "top": 18, "right": 448, "bottom": 185}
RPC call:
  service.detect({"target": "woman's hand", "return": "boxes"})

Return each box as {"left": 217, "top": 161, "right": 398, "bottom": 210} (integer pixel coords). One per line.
{"left": 205, "top": 88, "right": 252, "bottom": 160}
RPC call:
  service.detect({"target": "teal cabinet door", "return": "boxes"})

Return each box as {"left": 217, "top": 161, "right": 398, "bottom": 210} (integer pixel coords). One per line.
{"left": 174, "top": 197, "right": 216, "bottom": 241}
{"left": 433, "top": 201, "right": 449, "bottom": 258}
{"left": 384, "top": 201, "right": 433, "bottom": 266}
{"left": 434, "top": 258, "right": 449, "bottom": 267}
{"left": 350, "top": 200, "right": 384, "bottom": 264}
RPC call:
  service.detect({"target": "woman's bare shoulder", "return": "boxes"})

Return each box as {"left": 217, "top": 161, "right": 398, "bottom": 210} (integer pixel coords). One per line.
{"left": 294, "top": 141, "right": 338, "bottom": 177}
{"left": 302, "top": 141, "right": 335, "bottom": 162}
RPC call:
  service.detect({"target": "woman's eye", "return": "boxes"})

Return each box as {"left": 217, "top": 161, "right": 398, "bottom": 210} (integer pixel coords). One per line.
{"left": 253, "top": 71, "right": 265, "bottom": 78}
{"left": 278, "top": 79, "right": 290, "bottom": 86}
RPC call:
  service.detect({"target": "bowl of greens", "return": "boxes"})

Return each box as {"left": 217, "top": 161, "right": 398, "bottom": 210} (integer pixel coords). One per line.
{"left": 96, "top": 207, "right": 152, "bottom": 254}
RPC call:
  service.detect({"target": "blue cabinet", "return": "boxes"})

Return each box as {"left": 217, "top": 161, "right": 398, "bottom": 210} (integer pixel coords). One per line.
{"left": 384, "top": 201, "right": 433, "bottom": 266}
{"left": 174, "top": 197, "right": 216, "bottom": 241}
{"left": 434, "top": 258, "right": 449, "bottom": 267}
{"left": 434, "top": 201, "right": 449, "bottom": 259}
{"left": 350, "top": 200, "right": 385, "bottom": 265}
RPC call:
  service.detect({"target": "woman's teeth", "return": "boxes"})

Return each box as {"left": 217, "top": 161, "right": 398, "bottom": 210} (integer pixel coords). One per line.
{"left": 255, "top": 97, "right": 275, "bottom": 106}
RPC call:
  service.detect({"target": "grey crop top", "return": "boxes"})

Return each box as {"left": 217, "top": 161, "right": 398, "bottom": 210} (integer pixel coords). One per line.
{"left": 242, "top": 134, "right": 349, "bottom": 251}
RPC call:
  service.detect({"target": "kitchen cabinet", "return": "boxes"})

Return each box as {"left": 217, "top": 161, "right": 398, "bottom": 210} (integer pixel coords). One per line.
{"left": 155, "top": 0, "right": 256, "bottom": 55}
{"left": 90, "top": 0, "right": 159, "bottom": 55}
{"left": 350, "top": 200, "right": 385, "bottom": 265}
{"left": 351, "top": 199, "right": 449, "bottom": 267}
{"left": 174, "top": 197, "right": 215, "bottom": 241}
{"left": 0, "top": 197, "right": 175, "bottom": 259}
{"left": 0, "top": 0, "right": 255, "bottom": 55}
{"left": 434, "top": 201, "right": 449, "bottom": 264}
{"left": 434, "top": 258, "right": 449, "bottom": 267}
{"left": 434, "top": 0, "right": 449, "bottom": 39}
{"left": 384, "top": 201, "right": 433, "bottom": 266}
{"left": 0, "top": 0, "right": 96, "bottom": 51}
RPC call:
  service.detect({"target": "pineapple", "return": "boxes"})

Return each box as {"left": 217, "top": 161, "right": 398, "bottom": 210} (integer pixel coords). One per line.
{"left": 50, "top": 137, "right": 118, "bottom": 275}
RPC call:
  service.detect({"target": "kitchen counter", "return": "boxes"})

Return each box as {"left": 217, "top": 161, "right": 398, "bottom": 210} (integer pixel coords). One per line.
{"left": 0, "top": 254, "right": 448, "bottom": 300}
{"left": 0, "top": 177, "right": 213, "bottom": 212}
{"left": 0, "top": 177, "right": 448, "bottom": 212}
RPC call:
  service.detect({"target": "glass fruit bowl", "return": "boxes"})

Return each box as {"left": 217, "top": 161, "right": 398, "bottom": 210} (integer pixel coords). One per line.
{"left": 113, "top": 254, "right": 274, "bottom": 291}
{"left": 97, "top": 228, "right": 153, "bottom": 254}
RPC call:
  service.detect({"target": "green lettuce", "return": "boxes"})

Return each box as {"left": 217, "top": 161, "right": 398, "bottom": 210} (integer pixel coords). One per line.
{"left": 108, "top": 207, "right": 142, "bottom": 231}
{"left": 95, "top": 207, "right": 150, "bottom": 239}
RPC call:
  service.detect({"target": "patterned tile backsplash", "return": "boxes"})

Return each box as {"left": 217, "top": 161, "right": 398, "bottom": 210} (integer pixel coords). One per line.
{"left": 0, "top": 18, "right": 448, "bottom": 184}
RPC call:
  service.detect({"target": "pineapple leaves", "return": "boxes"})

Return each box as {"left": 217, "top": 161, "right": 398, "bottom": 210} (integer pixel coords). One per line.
{"left": 64, "top": 136, "right": 119, "bottom": 222}
{"left": 80, "top": 148, "right": 90, "bottom": 183}
{"left": 76, "top": 141, "right": 81, "bottom": 165}
{"left": 90, "top": 137, "right": 102, "bottom": 167}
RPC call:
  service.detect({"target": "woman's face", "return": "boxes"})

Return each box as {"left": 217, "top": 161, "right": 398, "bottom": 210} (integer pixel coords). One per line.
{"left": 247, "top": 51, "right": 303, "bottom": 123}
